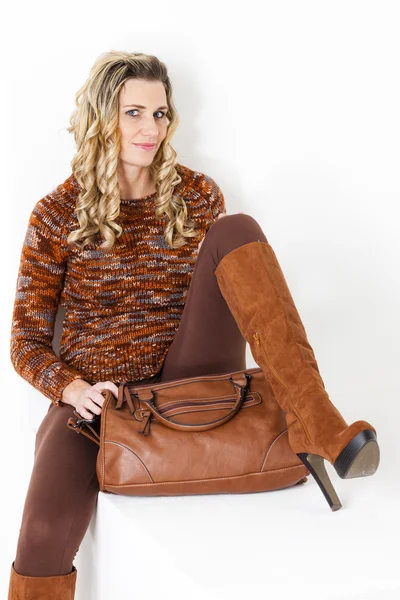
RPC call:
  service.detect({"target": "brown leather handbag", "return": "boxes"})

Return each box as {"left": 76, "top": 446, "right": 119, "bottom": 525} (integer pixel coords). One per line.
{"left": 67, "top": 367, "right": 309, "bottom": 496}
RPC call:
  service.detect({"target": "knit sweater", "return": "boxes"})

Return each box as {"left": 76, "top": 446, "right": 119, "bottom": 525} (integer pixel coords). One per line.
{"left": 10, "top": 163, "right": 226, "bottom": 406}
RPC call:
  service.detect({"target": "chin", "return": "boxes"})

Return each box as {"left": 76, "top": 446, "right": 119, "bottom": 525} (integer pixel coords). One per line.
{"left": 121, "top": 154, "right": 154, "bottom": 166}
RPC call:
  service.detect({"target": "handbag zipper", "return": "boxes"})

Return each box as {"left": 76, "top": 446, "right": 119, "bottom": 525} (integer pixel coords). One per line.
{"left": 158, "top": 394, "right": 255, "bottom": 414}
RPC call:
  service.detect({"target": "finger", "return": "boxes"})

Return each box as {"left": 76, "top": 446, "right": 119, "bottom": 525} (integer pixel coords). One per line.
{"left": 109, "top": 383, "right": 120, "bottom": 398}
{"left": 91, "top": 389, "right": 106, "bottom": 406}
{"left": 87, "top": 398, "right": 102, "bottom": 415}
{"left": 92, "top": 381, "right": 118, "bottom": 403}
{"left": 78, "top": 406, "right": 97, "bottom": 420}
{"left": 103, "top": 381, "right": 125, "bottom": 401}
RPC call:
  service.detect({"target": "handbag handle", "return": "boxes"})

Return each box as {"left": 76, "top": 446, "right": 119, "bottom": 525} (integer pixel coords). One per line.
{"left": 67, "top": 374, "right": 251, "bottom": 440}
{"left": 133, "top": 375, "right": 250, "bottom": 433}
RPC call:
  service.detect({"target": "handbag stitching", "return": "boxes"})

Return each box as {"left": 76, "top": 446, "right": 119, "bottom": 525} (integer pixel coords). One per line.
{"left": 260, "top": 429, "right": 289, "bottom": 472}
{"left": 104, "top": 441, "right": 153, "bottom": 482}
{"left": 105, "top": 464, "right": 306, "bottom": 488}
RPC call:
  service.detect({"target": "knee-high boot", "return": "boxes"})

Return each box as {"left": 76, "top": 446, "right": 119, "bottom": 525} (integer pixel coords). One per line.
{"left": 8, "top": 561, "right": 77, "bottom": 599}
{"left": 214, "top": 239, "right": 380, "bottom": 511}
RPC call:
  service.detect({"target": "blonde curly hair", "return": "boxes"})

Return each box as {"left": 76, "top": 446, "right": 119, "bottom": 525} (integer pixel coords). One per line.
{"left": 66, "top": 50, "right": 201, "bottom": 250}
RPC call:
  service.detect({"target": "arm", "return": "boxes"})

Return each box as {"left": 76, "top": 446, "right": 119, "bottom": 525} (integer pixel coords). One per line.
{"left": 10, "top": 192, "right": 84, "bottom": 407}
{"left": 198, "top": 178, "right": 227, "bottom": 252}
{"left": 208, "top": 180, "right": 227, "bottom": 224}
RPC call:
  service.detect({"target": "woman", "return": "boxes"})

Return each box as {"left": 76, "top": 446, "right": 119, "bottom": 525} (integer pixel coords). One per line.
{"left": 8, "top": 50, "right": 379, "bottom": 598}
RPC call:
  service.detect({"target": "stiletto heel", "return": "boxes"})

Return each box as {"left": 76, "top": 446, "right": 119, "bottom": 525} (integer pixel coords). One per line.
{"left": 297, "top": 429, "right": 380, "bottom": 511}
{"left": 297, "top": 453, "right": 342, "bottom": 511}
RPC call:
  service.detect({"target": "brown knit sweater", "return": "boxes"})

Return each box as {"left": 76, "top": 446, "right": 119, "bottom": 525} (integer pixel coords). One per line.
{"left": 10, "top": 163, "right": 226, "bottom": 406}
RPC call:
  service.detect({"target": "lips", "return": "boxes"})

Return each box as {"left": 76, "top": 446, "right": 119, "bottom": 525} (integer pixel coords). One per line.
{"left": 134, "top": 143, "right": 156, "bottom": 148}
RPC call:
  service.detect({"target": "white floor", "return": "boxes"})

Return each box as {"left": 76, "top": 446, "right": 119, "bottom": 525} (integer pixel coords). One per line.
{"left": 75, "top": 451, "right": 399, "bottom": 600}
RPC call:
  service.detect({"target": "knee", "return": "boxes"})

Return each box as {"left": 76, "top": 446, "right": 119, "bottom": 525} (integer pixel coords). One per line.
{"left": 209, "top": 212, "right": 269, "bottom": 246}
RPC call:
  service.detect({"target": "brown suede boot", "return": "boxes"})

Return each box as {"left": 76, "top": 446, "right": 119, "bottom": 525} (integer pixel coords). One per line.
{"left": 8, "top": 561, "right": 77, "bottom": 599}
{"left": 214, "top": 240, "right": 380, "bottom": 511}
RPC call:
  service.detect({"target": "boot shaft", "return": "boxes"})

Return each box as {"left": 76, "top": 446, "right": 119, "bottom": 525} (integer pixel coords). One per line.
{"left": 8, "top": 561, "right": 77, "bottom": 600}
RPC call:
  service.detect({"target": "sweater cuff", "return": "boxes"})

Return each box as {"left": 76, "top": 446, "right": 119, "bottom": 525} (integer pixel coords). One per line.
{"left": 45, "top": 368, "right": 84, "bottom": 407}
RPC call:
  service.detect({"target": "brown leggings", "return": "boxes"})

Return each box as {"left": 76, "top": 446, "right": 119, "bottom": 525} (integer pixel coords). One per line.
{"left": 13, "top": 213, "right": 268, "bottom": 577}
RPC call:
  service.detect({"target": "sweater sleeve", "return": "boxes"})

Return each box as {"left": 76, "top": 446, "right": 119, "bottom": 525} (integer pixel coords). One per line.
{"left": 10, "top": 193, "right": 84, "bottom": 407}
{"left": 208, "top": 178, "right": 227, "bottom": 226}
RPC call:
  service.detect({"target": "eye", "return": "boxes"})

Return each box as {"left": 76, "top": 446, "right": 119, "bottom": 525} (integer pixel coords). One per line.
{"left": 126, "top": 109, "right": 166, "bottom": 118}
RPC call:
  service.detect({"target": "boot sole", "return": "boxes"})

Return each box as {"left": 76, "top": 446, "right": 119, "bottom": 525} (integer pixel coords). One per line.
{"left": 334, "top": 429, "right": 380, "bottom": 479}
{"left": 297, "top": 429, "right": 380, "bottom": 512}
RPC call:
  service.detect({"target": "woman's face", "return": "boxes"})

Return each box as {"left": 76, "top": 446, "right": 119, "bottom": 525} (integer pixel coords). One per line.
{"left": 118, "top": 78, "right": 170, "bottom": 166}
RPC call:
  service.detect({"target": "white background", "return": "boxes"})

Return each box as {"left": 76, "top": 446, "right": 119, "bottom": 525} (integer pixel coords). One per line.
{"left": 1, "top": 1, "right": 399, "bottom": 599}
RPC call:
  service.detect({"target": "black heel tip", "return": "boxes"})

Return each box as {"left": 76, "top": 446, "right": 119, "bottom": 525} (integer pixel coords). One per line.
{"left": 334, "top": 429, "right": 380, "bottom": 479}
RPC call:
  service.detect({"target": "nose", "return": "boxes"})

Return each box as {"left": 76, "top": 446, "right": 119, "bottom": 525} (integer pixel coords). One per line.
{"left": 139, "top": 114, "right": 161, "bottom": 134}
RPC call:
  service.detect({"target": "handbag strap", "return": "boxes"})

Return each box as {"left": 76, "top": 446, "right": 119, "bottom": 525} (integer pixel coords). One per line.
{"left": 67, "top": 416, "right": 101, "bottom": 446}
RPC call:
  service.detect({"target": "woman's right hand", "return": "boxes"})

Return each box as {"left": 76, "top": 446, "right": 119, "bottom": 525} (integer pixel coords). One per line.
{"left": 62, "top": 379, "right": 119, "bottom": 420}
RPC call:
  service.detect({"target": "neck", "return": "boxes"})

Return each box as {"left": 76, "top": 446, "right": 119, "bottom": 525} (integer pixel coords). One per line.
{"left": 117, "top": 163, "right": 156, "bottom": 199}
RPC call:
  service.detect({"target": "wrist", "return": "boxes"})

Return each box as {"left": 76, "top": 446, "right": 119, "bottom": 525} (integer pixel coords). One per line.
{"left": 61, "top": 377, "right": 90, "bottom": 406}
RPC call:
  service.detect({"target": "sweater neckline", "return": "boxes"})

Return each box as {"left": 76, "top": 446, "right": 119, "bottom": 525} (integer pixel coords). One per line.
{"left": 120, "top": 190, "right": 158, "bottom": 203}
